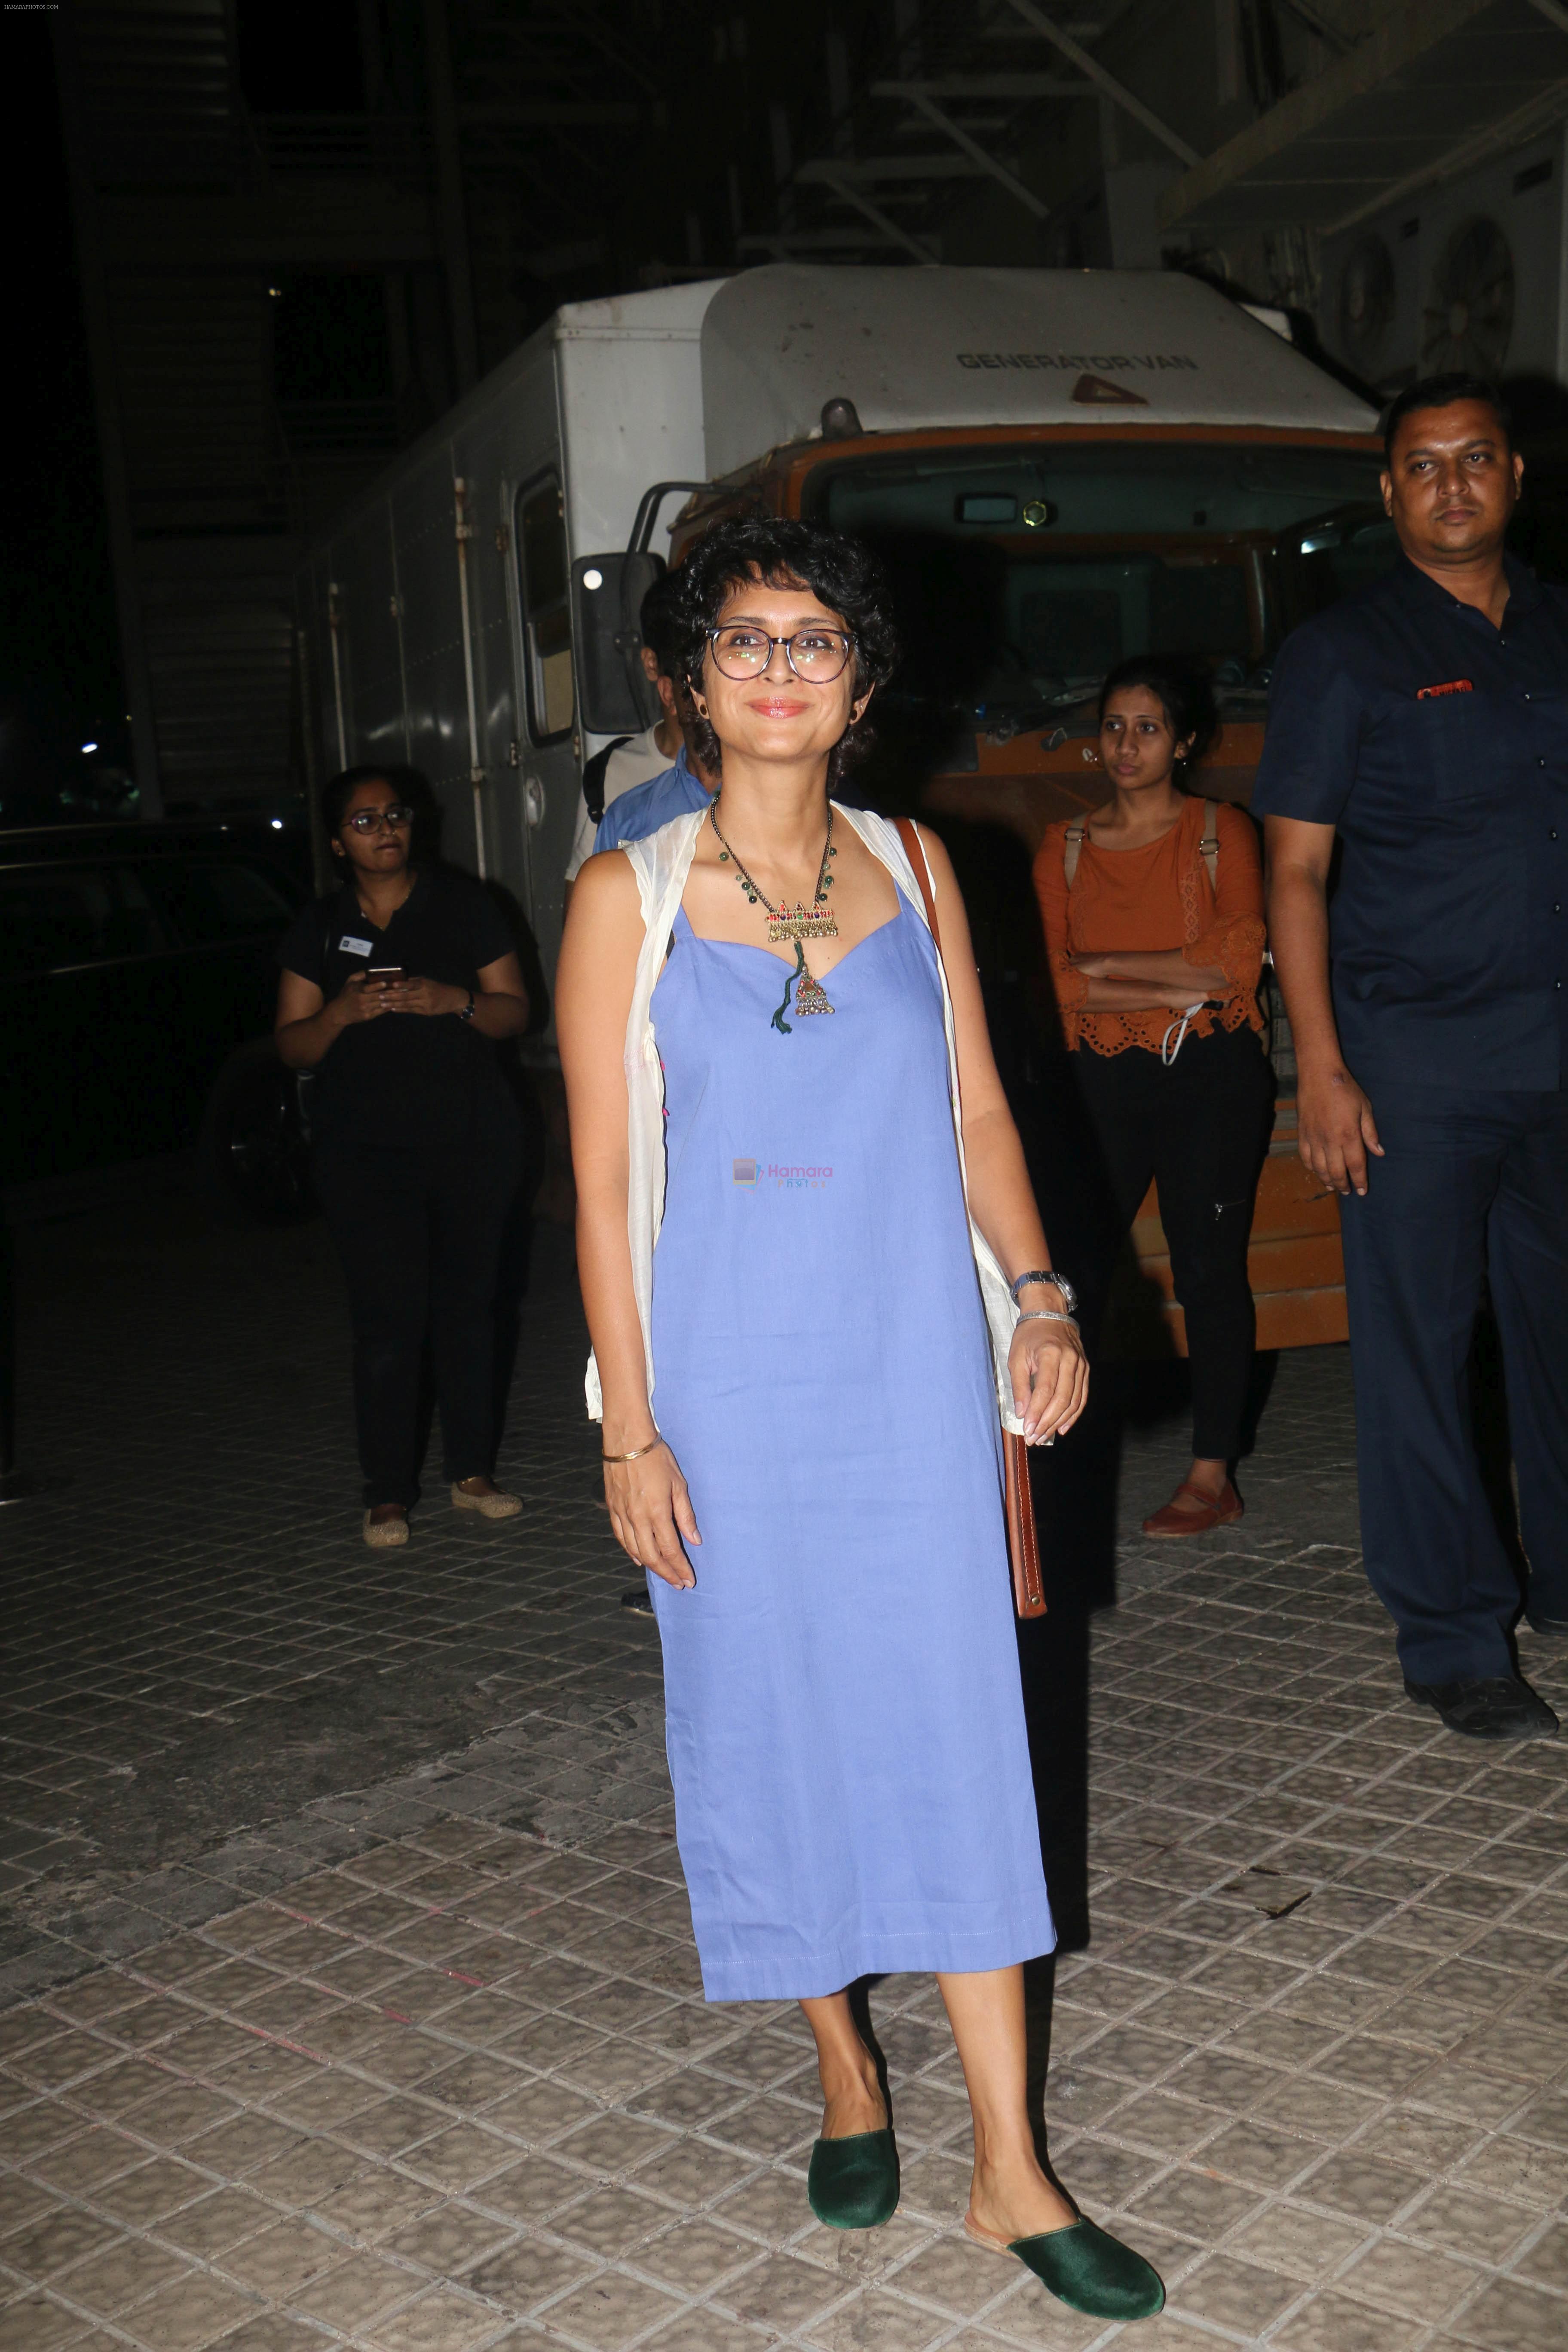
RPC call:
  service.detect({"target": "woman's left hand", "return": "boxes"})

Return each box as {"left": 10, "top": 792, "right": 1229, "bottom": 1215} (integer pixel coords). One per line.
{"left": 1009, "top": 1315, "right": 1088, "bottom": 1446}
{"left": 379, "top": 976, "right": 469, "bottom": 1017}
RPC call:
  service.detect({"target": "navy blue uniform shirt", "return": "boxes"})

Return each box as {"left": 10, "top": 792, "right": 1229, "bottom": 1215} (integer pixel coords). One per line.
{"left": 1252, "top": 553, "right": 1568, "bottom": 1090}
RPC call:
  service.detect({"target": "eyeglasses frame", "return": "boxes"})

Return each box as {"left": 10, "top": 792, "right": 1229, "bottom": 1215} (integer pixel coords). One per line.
{"left": 705, "top": 625, "right": 856, "bottom": 684}
{"left": 341, "top": 804, "right": 415, "bottom": 835}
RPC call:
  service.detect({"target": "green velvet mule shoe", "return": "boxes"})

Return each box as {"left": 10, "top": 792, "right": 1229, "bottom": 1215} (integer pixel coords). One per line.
{"left": 965, "top": 2213, "right": 1164, "bottom": 2320}
{"left": 807, "top": 2128, "right": 900, "bottom": 2229}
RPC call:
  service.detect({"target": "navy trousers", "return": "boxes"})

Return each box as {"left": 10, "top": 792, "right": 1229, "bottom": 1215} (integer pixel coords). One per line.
{"left": 1338, "top": 1083, "right": 1568, "bottom": 1684}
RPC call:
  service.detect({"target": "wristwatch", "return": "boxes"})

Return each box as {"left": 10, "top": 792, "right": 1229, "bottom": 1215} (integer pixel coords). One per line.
{"left": 1011, "top": 1269, "right": 1078, "bottom": 1317}
{"left": 458, "top": 989, "right": 476, "bottom": 1023}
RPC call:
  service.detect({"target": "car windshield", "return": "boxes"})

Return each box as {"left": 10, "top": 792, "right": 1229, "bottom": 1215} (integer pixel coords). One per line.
{"left": 806, "top": 441, "right": 1394, "bottom": 726}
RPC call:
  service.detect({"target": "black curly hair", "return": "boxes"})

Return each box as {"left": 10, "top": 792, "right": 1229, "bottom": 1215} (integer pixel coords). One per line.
{"left": 1097, "top": 655, "right": 1218, "bottom": 774}
{"left": 637, "top": 566, "right": 687, "bottom": 682}
{"left": 665, "top": 516, "right": 901, "bottom": 786}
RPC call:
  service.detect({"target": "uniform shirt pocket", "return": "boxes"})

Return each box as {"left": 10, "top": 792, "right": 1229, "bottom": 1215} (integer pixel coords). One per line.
{"left": 1406, "top": 689, "right": 1499, "bottom": 803}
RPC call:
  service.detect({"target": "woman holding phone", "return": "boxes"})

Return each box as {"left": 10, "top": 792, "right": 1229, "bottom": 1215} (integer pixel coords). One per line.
{"left": 275, "top": 767, "right": 530, "bottom": 1547}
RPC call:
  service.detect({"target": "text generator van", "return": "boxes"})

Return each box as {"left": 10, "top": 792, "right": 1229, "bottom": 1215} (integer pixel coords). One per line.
{"left": 297, "top": 265, "right": 1387, "bottom": 1348}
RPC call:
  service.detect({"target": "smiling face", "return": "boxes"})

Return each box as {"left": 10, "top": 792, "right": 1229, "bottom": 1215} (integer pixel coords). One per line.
{"left": 1098, "top": 685, "right": 1191, "bottom": 792}
{"left": 330, "top": 775, "right": 412, "bottom": 881}
{"left": 1381, "top": 398, "right": 1523, "bottom": 567}
{"left": 693, "top": 570, "right": 871, "bottom": 771}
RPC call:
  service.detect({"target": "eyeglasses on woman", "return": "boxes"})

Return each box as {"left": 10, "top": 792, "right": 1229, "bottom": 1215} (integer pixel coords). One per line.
{"left": 707, "top": 626, "right": 854, "bottom": 683}
{"left": 342, "top": 804, "right": 415, "bottom": 834}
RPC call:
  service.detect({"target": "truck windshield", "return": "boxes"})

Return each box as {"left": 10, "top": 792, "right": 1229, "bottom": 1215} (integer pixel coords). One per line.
{"left": 806, "top": 441, "right": 1393, "bottom": 723}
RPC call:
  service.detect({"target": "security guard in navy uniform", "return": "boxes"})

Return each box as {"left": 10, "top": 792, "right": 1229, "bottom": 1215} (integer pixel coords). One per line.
{"left": 1256, "top": 373, "right": 1567, "bottom": 1741}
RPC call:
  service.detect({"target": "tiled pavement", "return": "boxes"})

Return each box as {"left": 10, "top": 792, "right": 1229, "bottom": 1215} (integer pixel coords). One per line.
{"left": 3, "top": 1163, "right": 1568, "bottom": 2352}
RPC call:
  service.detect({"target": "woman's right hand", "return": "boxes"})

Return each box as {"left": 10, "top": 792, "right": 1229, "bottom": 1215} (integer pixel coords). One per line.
{"left": 332, "top": 973, "right": 395, "bottom": 1027}
{"left": 604, "top": 1440, "right": 701, "bottom": 1589}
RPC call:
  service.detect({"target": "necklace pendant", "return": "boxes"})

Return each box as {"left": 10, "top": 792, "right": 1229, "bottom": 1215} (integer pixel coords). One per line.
{"left": 792, "top": 960, "right": 835, "bottom": 1017}
{"left": 771, "top": 939, "right": 834, "bottom": 1033}
{"left": 767, "top": 902, "right": 839, "bottom": 945}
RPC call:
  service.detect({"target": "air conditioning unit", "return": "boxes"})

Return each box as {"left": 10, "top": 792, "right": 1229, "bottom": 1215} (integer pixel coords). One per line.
{"left": 1317, "top": 122, "right": 1566, "bottom": 395}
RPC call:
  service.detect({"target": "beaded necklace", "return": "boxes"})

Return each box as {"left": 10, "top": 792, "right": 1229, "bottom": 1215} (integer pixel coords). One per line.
{"left": 708, "top": 800, "right": 839, "bottom": 1031}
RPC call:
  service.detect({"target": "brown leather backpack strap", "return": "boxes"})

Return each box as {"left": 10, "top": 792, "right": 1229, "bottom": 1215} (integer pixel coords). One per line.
{"left": 897, "top": 815, "right": 1044, "bottom": 1622}
{"left": 1199, "top": 799, "right": 1219, "bottom": 894}
{"left": 1063, "top": 821, "right": 1087, "bottom": 887}
{"left": 894, "top": 816, "right": 941, "bottom": 948}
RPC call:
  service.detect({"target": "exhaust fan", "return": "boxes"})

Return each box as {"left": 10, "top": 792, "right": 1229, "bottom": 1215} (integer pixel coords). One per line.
{"left": 1421, "top": 216, "right": 1515, "bottom": 376}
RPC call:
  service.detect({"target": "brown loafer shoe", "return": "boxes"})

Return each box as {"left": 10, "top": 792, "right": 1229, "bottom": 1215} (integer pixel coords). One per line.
{"left": 1141, "top": 1478, "right": 1243, "bottom": 1537}
{"left": 362, "top": 1509, "right": 410, "bottom": 1548}
{"left": 451, "top": 1482, "right": 523, "bottom": 1521}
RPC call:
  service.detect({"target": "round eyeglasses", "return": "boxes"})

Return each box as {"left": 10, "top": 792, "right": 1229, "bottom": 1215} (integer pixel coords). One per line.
{"left": 342, "top": 804, "right": 414, "bottom": 834}
{"left": 707, "top": 625, "right": 854, "bottom": 683}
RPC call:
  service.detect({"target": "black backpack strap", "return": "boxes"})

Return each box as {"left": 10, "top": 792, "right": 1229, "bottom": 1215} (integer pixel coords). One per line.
{"left": 583, "top": 735, "right": 632, "bottom": 826}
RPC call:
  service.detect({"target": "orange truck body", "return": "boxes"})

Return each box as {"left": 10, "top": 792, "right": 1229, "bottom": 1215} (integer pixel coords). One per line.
{"left": 679, "top": 423, "right": 1374, "bottom": 1354}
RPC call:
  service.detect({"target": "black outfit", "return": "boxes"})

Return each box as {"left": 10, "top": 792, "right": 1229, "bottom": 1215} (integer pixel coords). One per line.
{"left": 1254, "top": 554, "right": 1568, "bottom": 1682}
{"left": 1074, "top": 1026, "right": 1273, "bottom": 1461}
{"left": 279, "top": 869, "right": 522, "bottom": 1507}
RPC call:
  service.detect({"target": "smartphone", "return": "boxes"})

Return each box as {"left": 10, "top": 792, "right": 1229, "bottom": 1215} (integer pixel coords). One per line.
{"left": 367, "top": 965, "right": 404, "bottom": 984}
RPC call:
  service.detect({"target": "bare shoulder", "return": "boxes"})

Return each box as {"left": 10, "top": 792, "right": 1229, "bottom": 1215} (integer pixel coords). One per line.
{"left": 906, "top": 819, "right": 957, "bottom": 888}
{"left": 568, "top": 846, "right": 644, "bottom": 933}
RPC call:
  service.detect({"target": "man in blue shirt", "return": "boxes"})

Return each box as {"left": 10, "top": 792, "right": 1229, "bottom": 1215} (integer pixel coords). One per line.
{"left": 594, "top": 737, "right": 711, "bottom": 851}
{"left": 590, "top": 568, "right": 717, "bottom": 860}
{"left": 1256, "top": 373, "right": 1566, "bottom": 1741}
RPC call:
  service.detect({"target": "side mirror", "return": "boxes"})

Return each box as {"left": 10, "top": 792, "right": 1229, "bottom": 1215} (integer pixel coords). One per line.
{"left": 570, "top": 553, "right": 665, "bottom": 735}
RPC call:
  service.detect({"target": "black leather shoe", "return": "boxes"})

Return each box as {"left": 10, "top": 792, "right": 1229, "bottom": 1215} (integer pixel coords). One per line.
{"left": 1403, "top": 1675, "right": 1558, "bottom": 1740}
{"left": 1525, "top": 1612, "right": 1568, "bottom": 1636}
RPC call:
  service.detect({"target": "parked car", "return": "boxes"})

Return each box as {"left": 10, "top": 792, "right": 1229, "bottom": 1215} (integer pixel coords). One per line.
{"left": 1, "top": 821, "right": 313, "bottom": 1217}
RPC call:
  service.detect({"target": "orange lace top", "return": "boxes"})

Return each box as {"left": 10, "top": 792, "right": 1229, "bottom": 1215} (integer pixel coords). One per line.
{"left": 1033, "top": 795, "right": 1267, "bottom": 1057}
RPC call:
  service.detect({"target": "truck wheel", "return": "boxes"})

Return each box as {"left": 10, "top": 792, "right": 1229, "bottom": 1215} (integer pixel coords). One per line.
{"left": 199, "top": 1041, "right": 314, "bottom": 1224}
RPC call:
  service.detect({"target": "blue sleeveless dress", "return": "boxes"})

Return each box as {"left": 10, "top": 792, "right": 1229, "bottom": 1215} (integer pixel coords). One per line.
{"left": 647, "top": 893, "right": 1057, "bottom": 2001}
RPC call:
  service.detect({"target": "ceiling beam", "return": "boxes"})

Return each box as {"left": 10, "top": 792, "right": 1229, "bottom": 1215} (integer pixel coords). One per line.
{"left": 876, "top": 74, "right": 1093, "bottom": 99}
{"left": 999, "top": 0, "right": 1200, "bottom": 167}
{"left": 874, "top": 85, "right": 1049, "bottom": 217}
{"left": 797, "top": 154, "right": 987, "bottom": 184}
{"left": 531, "top": 0, "right": 661, "bottom": 99}
{"left": 1276, "top": 0, "right": 1354, "bottom": 49}
{"left": 1158, "top": 0, "right": 1501, "bottom": 230}
{"left": 457, "top": 103, "right": 641, "bottom": 126}
{"left": 1321, "top": 74, "right": 1568, "bottom": 235}
{"left": 804, "top": 165, "right": 939, "bottom": 263}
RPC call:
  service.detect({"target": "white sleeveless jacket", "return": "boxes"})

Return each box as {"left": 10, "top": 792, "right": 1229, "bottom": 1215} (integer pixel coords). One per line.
{"left": 584, "top": 802, "right": 1025, "bottom": 1436}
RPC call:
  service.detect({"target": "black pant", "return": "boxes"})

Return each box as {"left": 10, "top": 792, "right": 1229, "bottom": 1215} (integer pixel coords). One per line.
{"left": 1338, "top": 1082, "right": 1568, "bottom": 1684}
{"left": 1072, "top": 1026, "right": 1274, "bottom": 1461}
{"left": 314, "top": 1111, "right": 524, "bottom": 1507}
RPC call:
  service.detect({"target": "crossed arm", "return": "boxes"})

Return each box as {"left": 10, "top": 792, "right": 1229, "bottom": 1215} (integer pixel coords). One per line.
{"left": 1067, "top": 947, "right": 1229, "bottom": 1011}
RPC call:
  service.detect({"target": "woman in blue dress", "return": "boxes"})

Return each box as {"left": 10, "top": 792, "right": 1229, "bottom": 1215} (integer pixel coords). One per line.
{"left": 557, "top": 517, "right": 1161, "bottom": 2323}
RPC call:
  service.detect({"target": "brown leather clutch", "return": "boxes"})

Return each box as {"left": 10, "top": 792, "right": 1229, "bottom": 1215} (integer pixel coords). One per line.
{"left": 894, "top": 817, "right": 1046, "bottom": 1620}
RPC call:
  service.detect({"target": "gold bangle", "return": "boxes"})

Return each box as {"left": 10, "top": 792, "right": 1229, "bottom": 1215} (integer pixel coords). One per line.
{"left": 602, "top": 1438, "right": 663, "bottom": 1463}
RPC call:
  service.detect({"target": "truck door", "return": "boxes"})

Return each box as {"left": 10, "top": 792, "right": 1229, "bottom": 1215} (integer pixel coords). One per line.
{"left": 512, "top": 469, "right": 580, "bottom": 979}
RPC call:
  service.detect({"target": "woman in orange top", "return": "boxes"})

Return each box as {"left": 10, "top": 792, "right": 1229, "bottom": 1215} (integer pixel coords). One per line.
{"left": 1034, "top": 656, "right": 1271, "bottom": 1535}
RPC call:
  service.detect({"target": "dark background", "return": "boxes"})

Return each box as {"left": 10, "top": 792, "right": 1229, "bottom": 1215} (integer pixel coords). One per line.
{"left": 0, "top": 15, "right": 122, "bottom": 791}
